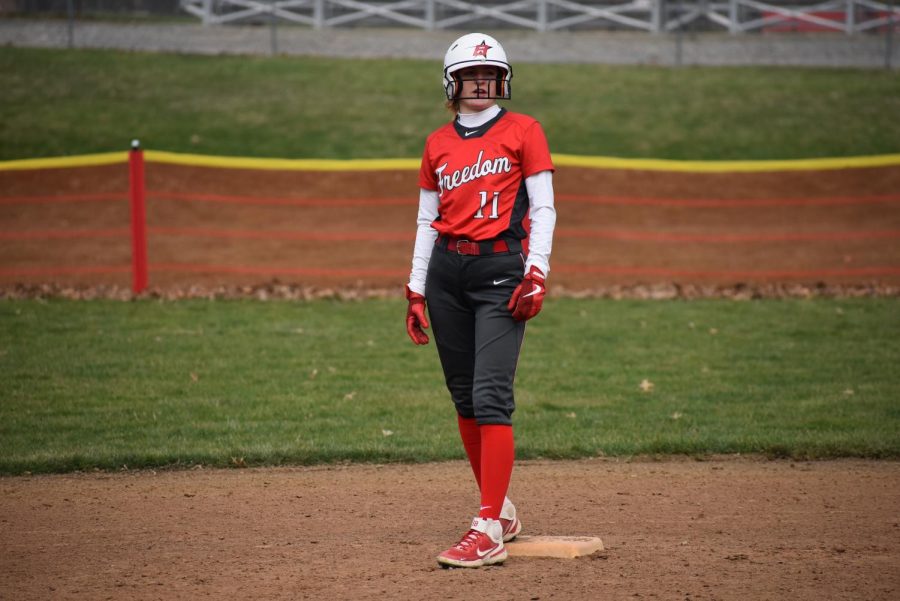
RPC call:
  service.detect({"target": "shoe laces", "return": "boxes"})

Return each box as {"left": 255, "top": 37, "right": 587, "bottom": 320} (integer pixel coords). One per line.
{"left": 453, "top": 529, "right": 481, "bottom": 551}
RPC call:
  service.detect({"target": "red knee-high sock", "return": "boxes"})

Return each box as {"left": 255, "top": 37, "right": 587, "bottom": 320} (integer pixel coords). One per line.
{"left": 478, "top": 424, "right": 514, "bottom": 521}
{"left": 457, "top": 415, "right": 482, "bottom": 490}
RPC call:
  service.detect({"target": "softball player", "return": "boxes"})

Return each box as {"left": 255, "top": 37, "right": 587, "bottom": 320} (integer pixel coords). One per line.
{"left": 405, "top": 32, "right": 556, "bottom": 568}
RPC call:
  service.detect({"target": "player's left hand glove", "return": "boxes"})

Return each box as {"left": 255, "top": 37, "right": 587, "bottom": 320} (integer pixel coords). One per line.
{"left": 507, "top": 266, "right": 546, "bottom": 322}
{"left": 405, "top": 285, "right": 430, "bottom": 345}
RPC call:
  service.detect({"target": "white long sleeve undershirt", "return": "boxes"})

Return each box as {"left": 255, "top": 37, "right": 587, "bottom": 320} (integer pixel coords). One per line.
{"left": 407, "top": 188, "right": 441, "bottom": 296}
{"left": 523, "top": 170, "right": 556, "bottom": 277}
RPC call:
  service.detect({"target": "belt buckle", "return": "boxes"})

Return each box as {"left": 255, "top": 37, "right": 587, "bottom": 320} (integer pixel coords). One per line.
{"left": 455, "top": 239, "right": 470, "bottom": 255}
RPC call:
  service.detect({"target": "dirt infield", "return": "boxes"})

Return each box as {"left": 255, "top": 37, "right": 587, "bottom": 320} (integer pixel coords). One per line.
{"left": 1, "top": 163, "right": 899, "bottom": 294}
{"left": 3, "top": 164, "right": 900, "bottom": 599}
{"left": 2, "top": 458, "right": 899, "bottom": 600}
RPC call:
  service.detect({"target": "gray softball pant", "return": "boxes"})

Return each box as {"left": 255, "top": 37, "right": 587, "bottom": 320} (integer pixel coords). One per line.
{"left": 425, "top": 245, "right": 526, "bottom": 426}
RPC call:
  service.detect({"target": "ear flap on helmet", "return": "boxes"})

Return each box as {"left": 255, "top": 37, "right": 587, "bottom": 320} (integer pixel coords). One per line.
{"left": 444, "top": 71, "right": 463, "bottom": 100}
{"left": 496, "top": 68, "right": 510, "bottom": 99}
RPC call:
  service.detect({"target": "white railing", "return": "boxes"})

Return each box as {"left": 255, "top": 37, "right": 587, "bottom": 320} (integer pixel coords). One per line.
{"left": 725, "top": 0, "right": 898, "bottom": 33}
{"left": 179, "top": 0, "right": 899, "bottom": 33}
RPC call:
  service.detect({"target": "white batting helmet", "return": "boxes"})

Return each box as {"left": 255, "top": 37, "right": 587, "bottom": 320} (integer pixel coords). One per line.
{"left": 443, "top": 33, "right": 512, "bottom": 101}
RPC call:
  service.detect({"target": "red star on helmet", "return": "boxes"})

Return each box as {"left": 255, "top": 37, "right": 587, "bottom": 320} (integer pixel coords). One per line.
{"left": 472, "top": 40, "right": 492, "bottom": 58}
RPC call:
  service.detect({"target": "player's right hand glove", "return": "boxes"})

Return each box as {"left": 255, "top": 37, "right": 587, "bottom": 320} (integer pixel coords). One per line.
{"left": 405, "top": 285, "right": 430, "bottom": 345}
{"left": 507, "top": 266, "right": 546, "bottom": 322}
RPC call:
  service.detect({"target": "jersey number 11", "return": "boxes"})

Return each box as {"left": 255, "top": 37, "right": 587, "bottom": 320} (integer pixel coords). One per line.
{"left": 474, "top": 190, "right": 500, "bottom": 220}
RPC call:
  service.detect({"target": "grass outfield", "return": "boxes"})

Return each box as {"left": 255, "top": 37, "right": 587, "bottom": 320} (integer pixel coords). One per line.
{"left": 1, "top": 298, "right": 898, "bottom": 474}
{"left": 1, "top": 47, "right": 899, "bottom": 161}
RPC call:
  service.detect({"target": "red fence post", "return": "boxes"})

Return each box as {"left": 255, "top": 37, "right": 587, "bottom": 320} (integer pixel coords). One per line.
{"left": 129, "top": 139, "right": 148, "bottom": 294}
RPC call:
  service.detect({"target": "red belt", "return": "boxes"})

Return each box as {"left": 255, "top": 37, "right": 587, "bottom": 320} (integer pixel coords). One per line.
{"left": 436, "top": 236, "right": 520, "bottom": 256}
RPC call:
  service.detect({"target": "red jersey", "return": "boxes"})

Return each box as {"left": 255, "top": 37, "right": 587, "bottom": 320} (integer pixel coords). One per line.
{"left": 418, "top": 109, "right": 554, "bottom": 241}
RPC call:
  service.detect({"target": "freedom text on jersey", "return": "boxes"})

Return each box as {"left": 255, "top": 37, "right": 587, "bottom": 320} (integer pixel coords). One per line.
{"left": 435, "top": 150, "right": 512, "bottom": 197}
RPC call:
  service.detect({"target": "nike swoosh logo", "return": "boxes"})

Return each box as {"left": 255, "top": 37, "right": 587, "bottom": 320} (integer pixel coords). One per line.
{"left": 523, "top": 284, "right": 543, "bottom": 298}
{"left": 464, "top": 130, "right": 479, "bottom": 137}
{"left": 476, "top": 547, "right": 494, "bottom": 558}
{"left": 493, "top": 278, "right": 512, "bottom": 285}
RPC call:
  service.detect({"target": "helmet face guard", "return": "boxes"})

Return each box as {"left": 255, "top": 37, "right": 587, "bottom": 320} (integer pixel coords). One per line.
{"left": 444, "top": 66, "right": 513, "bottom": 101}
{"left": 442, "top": 33, "right": 513, "bottom": 102}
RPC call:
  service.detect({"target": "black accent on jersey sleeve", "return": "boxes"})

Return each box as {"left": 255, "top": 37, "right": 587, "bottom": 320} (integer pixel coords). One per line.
{"left": 499, "top": 177, "right": 530, "bottom": 241}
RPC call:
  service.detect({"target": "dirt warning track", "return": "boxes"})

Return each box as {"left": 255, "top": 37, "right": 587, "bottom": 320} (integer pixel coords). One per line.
{"left": 1, "top": 163, "right": 899, "bottom": 292}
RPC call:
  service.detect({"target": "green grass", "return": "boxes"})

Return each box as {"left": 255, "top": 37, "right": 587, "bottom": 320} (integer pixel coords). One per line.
{"left": 1, "top": 47, "right": 898, "bottom": 161}
{"left": 1, "top": 298, "right": 898, "bottom": 474}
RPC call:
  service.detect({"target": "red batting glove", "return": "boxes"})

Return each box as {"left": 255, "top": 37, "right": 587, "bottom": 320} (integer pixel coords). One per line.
{"left": 507, "top": 266, "right": 546, "bottom": 322}
{"left": 405, "top": 285, "right": 430, "bottom": 345}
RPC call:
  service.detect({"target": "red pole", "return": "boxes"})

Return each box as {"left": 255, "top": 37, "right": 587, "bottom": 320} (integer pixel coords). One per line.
{"left": 129, "top": 139, "right": 148, "bottom": 294}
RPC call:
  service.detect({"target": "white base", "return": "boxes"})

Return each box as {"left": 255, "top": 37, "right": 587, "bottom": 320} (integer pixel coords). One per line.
{"left": 505, "top": 535, "right": 604, "bottom": 559}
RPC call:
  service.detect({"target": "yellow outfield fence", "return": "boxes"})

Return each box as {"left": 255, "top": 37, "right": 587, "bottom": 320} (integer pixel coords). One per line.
{"left": 2, "top": 150, "right": 900, "bottom": 173}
